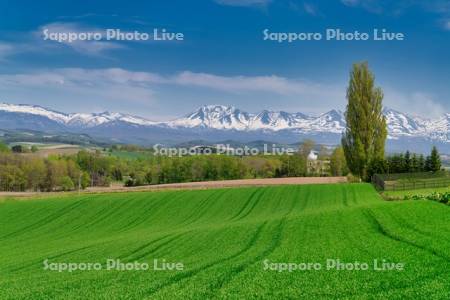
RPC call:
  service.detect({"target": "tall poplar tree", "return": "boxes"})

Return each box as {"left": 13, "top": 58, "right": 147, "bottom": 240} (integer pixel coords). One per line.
{"left": 342, "top": 62, "right": 387, "bottom": 181}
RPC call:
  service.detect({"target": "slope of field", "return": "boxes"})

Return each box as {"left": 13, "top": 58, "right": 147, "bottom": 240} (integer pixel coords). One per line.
{"left": 0, "top": 184, "right": 449, "bottom": 299}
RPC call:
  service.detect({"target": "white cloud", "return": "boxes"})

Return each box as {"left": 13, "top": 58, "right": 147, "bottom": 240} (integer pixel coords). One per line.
{"left": 287, "top": 2, "right": 323, "bottom": 17}
{"left": 383, "top": 88, "right": 445, "bottom": 118}
{"left": 444, "top": 19, "right": 450, "bottom": 30}
{"left": 0, "top": 68, "right": 346, "bottom": 117}
{"left": 303, "top": 2, "right": 320, "bottom": 16}
{"left": 36, "top": 22, "right": 124, "bottom": 56}
{"left": 214, "top": 0, "right": 271, "bottom": 7}
{"left": 425, "top": 0, "right": 450, "bottom": 14}
{"left": 171, "top": 71, "right": 338, "bottom": 97}
{"left": 0, "top": 68, "right": 338, "bottom": 98}
{"left": 340, "top": 0, "right": 383, "bottom": 13}
{"left": 0, "top": 22, "right": 125, "bottom": 61}
{"left": 0, "top": 43, "right": 14, "bottom": 60}
{"left": 341, "top": 0, "right": 450, "bottom": 22}
{"left": 0, "top": 68, "right": 445, "bottom": 119}
{"left": 0, "top": 42, "right": 39, "bottom": 60}
{"left": 341, "top": 0, "right": 359, "bottom": 6}
{"left": 0, "top": 68, "right": 157, "bottom": 107}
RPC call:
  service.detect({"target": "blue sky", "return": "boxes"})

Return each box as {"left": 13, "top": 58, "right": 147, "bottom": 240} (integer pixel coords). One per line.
{"left": 0, "top": 0, "right": 449, "bottom": 120}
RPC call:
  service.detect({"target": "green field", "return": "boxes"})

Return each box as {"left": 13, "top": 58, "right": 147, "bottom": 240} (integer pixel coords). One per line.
{"left": 1, "top": 184, "right": 450, "bottom": 299}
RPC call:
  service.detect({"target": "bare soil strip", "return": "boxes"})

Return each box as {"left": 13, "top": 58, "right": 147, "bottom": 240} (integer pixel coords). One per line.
{"left": 0, "top": 177, "right": 347, "bottom": 199}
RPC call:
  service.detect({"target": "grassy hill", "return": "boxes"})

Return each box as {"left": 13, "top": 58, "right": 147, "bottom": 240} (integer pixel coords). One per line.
{"left": 1, "top": 184, "right": 450, "bottom": 299}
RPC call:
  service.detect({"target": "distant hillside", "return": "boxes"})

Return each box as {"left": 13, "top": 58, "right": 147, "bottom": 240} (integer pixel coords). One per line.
{"left": 0, "top": 129, "right": 112, "bottom": 147}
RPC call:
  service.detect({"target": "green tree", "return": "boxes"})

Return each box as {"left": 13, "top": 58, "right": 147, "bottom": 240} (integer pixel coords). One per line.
{"left": 342, "top": 62, "right": 387, "bottom": 181}
{"left": 330, "top": 146, "right": 348, "bottom": 176}
{"left": 279, "top": 154, "right": 306, "bottom": 177}
{"left": 0, "top": 165, "right": 26, "bottom": 191}
{"left": 317, "top": 145, "right": 328, "bottom": 160}
{"left": 299, "top": 139, "right": 315, "bottom": 158}
{"left": 299, "top": 139, "right": 315, "bottom": 174}
{"left": 11, "top": 145, "right": 24, "bottom": 153}
{"left": 0, "top": 141, "right": 10, "bottom": 153}
{"left": 45, "top": 159, "right": 69, "bottom": 191}
{"left": 60, "top": 176, "right": 75, "bottom": 191}
{"left": 82, "top": 172, "right": 91, "bottom": 189}
{"left": 411, "top": 153, "right": 418, "bottom": 172}
{"left": 367, "top": 157, "right": 388, "bottom": 180}
{"left": 23, "top": 157, "right": 46, "bottom": 191}
{"left": 388, "top": 154, "right": 404, "bottom": 173}
{"left": 428, "top": 146, "right": 441, "bottom": 172}
{"left": 404, "top": 151, "right": 411, "bottom": 172}
{"left": 398, "top": 154, "right": 405, "bottom": 172}
{"left": 418, "top": 154, "right": 425, "bottom": 171}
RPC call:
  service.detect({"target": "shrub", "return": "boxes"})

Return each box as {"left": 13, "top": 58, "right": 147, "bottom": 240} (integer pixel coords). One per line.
{"left": 346, "top": 173, "right": 361, "bottom": 183}
{"left": 60, "top": 176, "right": 75, "bottom": 191}
{"left": 404, "top": 192, "right": 450, "bottom": 204}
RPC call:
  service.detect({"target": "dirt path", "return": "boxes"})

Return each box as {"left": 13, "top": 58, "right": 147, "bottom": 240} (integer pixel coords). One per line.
{"left": 0, "top": 177, "right": 347, "bottom": 199}
{"left": 88, "top": 177, "right": 348, "bottom": 191}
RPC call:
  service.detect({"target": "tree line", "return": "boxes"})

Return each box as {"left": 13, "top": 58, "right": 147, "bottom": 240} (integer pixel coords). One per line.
{"left": 385, "top": 147, "right": 441, "bottom": 174}
{"left": 122, "top": 140, "right": 349, "bottom": 186}
{"left": 367, "top": 146, "right": 442, "bottom": 178}
{"left": 0, "top": 149, "right": 118, "bottom": 192}
{"left": 0, "top": 141, "right": 350, "bottom": 191}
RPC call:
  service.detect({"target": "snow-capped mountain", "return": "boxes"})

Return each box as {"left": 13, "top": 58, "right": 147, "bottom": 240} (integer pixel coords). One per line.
{"left": 0, "top": 103, "right": 72, "bottom": 124}
{"left": 168, "top": 105, "right": 251, "bottom": 130}
{"left": 383, "top": 107, "right": 426, "bottom": 138}
{"left": 166, "top": 105, "right": 345, "bottom": 133}
{"left": 1, "top": 103, "right": 450, "bottom": 151}
{"left": 247, "top": 110, "right": 310, "bottom": 130}
{"left": 0, "top": 103, "right": 157, "bottom": 128}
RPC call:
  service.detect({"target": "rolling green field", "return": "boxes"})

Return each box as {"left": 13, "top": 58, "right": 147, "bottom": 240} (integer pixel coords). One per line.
{"left": 1, "top": 184, "right": 450, "bottom": 299}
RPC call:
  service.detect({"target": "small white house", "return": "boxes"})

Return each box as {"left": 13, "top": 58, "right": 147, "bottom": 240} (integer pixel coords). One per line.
{"left": 307, "top": 150, "right": 330, "bottom": 175}
{"left": 307, "top": 150, "right": 318, "bottom": 161}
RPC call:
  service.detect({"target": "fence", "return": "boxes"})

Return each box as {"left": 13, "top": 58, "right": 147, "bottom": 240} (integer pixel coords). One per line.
{"left": 372, "top": 171, "right": 450, "bottom": 191}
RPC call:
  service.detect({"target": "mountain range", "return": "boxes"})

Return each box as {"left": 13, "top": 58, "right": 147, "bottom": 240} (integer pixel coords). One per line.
{"left": 1, "top": 103, "right": 449, "bottom": 153}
